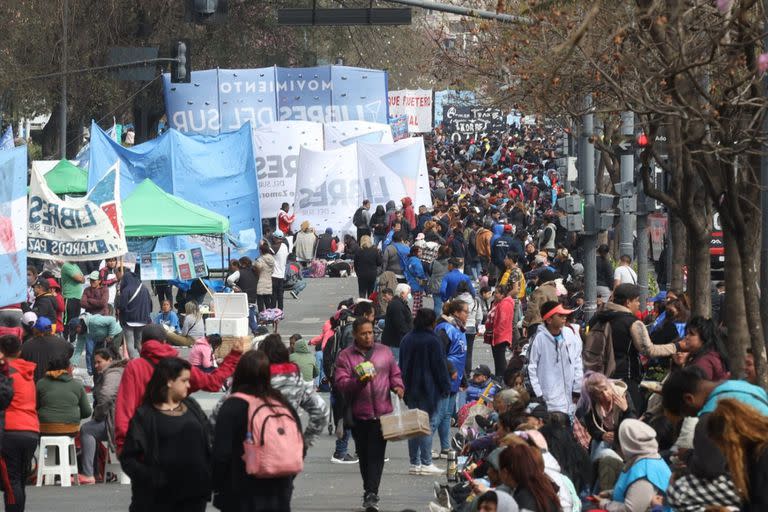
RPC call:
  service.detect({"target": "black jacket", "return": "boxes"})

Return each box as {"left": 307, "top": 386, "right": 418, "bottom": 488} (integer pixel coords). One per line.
{"left": 596, "top": 256, "right": 614, "bottom": 288}
{"left": 590, "top": 307, "right": 640, "bottom": 381}
{"left": 235, "top": 267, "right": 259, "bottom": 304}
{"left": 382, "top": 296, "right": 412, "bottom": 348}
{"left": 31, "top": 294, "right": 57, "bottom": 325}
{"left": 120, "top": 398, "right": 211, "bottom": 511}
{"left": 20, "top": 335, "right": 74, "bottom": 382}
{"left": 353, "top": 247, "right": 382, "bottom": 280}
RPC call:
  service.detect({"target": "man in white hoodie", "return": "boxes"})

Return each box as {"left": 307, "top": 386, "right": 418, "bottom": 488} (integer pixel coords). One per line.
{"left": 526, "top": 301, "right": 583, "bottom": 416}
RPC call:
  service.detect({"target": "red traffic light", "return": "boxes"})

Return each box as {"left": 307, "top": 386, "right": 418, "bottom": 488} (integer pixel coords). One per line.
{"left": 637, "top": 133, "right": 649, "bottom": 147}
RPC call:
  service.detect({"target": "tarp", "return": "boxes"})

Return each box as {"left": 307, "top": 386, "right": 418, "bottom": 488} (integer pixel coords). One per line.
{"left": 122, "top": 179, "right": 230, "bottom": 237}
{"left": 44, "top": 159, "right": 88, "bottom": 195}
{"left": 0, "top": 145, "right": 27, "bottom": 307}
{"left": 324, "top": 121, "right": 394, "bottom": 149}
{"left": 163, "top": 65, "right": 389, "bottom": 135}
{"left": 87, "top": 121, "right": 261, "bottom": 263}
{"left": 28, "top": 161, "right": 127, "bottom": 261}
{"left": 252, "top": 121, "right": 324, "bottom": 217}
{"left": 293, "top": 138, "right": 432, "bottom": 235}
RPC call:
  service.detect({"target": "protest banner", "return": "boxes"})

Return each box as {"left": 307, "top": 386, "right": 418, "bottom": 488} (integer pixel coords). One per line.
{"left": 389, "top": 115, "right": 409, "bottom": 141}
{"left": 387, "top": 89, "right": 433, "bottom": 133}
{"left": 0, "top": 146, "right": 28, "bottom": 307}
{"left": 434, "top": 90, "right": 476, "bottom": 125}
{"left": 323, "top": 121, "right": 394, "bottom": 149}
{"left": 442, "top": 105, "right": 507, "bottom": 142}
{"left": 28, "top": 161, "right": 127, "bottom": 261}
{"left": 252, "top": 121, "right": 324, "bottom": 216}
{"left": 294, "top": 145, "right": 361, "bottom": 235}
{"left": 357, "top": 138, "right": 432, "bottom": 209}
{"left": 163, "top": 65, "right": 389, "bottom": 135}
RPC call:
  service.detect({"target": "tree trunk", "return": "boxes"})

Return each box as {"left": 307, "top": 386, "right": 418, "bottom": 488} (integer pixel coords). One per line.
{"left": 723, "top": 227, "right": 748, "bottom": 379}
{"left": 670, "top": 215, "right": 686, "bottom": 291}
{"left": 686, "top": 230, "right": 711, "bottom": 317}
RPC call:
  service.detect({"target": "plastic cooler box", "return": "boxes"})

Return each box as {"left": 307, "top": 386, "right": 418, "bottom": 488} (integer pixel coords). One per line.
{"left": 206, "top": 293, "right": 249, "bottom": 337}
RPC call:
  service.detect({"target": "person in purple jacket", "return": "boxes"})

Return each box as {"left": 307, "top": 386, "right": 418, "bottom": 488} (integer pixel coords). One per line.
{"left": 335, "top": 317, "right": 404, "bottom": 512}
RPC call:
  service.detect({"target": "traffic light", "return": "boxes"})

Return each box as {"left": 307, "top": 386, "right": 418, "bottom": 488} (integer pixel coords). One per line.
{"left": 170, "top": 40, "right": 191, "bottom": 83}
{"left": 597, "top": 193, "right": 617, "bottom": 231}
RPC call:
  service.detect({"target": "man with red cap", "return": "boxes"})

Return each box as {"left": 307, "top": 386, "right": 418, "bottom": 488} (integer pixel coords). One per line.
{"left": 526, "top": 300, "right": 583, "bottom": 416}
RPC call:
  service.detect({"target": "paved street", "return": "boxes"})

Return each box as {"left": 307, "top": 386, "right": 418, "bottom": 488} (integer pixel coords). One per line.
{"left": 26, "top": 276, "right": 496, "bottom": 512}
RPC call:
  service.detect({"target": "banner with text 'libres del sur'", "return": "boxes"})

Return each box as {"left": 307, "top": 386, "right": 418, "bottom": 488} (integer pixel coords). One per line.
{"left": 163, "top": 66, "right": 389, "bottom": 134}
{"left": 294, "top": 138, "right": 432, "bottom": 235}
{"left": 28, "top": 162, "right": 127, "bottom": 261}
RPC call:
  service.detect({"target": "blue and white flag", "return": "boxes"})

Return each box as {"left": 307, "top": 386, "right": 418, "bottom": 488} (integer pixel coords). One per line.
{"left": 0, "top": 146, "right": 28, "bottom": 307}
{"left": 0, "top": 126, "right": 14, "bottom": 150}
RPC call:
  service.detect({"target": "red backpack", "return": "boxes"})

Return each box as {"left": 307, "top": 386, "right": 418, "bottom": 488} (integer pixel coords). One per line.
{"left": 230, "top": 392, "right": 304, "bottom": 477}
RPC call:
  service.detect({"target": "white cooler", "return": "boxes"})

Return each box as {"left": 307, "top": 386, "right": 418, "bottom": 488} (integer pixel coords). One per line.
{"left": 207, "top": 293, "right": 250, "bottom": 337}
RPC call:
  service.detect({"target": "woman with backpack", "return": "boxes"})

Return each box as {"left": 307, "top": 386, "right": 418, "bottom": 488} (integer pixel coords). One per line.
{"left": 120, "top": 357, "right": 212, "bottom": 512}
{"left": 212, "top": 350, "right": 304, "bottom": 511}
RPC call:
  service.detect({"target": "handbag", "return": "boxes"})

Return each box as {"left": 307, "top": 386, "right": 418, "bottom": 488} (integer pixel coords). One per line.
{"left": 483, "top": 307, "right": 496, "bottom": 345}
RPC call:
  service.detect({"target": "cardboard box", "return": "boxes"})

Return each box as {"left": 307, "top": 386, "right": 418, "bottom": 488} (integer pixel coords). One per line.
{"left": 213, "top": 336, "right": 251, "bottom": 359}
{"left": 380, "top": 408, "right": 431, "bottom": 441}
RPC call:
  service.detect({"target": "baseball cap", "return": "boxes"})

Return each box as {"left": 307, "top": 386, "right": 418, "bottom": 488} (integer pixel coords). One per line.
{"left": 33, "top": 316, "right": 53, "bottom": 332}
{"left": 46, "top": 278, "right": 61, "bottom": 290}
{"left": 473, "top": 364, "right": 492, "bottom": 378}
{"left": 651, "top": 291, "right": 667, "bottom": 303}
{"left": 88, "top": 271, "right": 100, "bottom": 281}
{"left": 34, "top": 279, "right": 51, "bottom": 291}
{"left": 540, "top": 301, "right": 574, "bottom": 321}
{"left": 273, "top": 229, "right": 285, "bottom": 238}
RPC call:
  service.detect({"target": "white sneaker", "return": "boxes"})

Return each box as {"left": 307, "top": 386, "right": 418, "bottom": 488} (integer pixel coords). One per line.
{"left": 409, "top": 464, "right": 422, "bottom": 475}
{"left": 420, "top": 464, "right": 444, "bottom": 475}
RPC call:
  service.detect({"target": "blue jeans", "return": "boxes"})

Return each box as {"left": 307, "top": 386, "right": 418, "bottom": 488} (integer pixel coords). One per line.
{"left": 467, "top": 261, "right": 482, "bottom": 281}
{"left": 408, "top": 432, "right": 433, "bottom": 466}
{"left": 431, "top": 394, "right": 455, "bottom": 451}
{"left": 335, "top": 428, "right": 351, "bottom": 456}
{"left": 433, "top": 296, "right": 443, "bottom": 317}
{"left": 248, "top": 305, "right": 259, "bottom": 334}
{"left": 85, "top": 337, "right": 97, "bottom": 375}
{"left": 373, "top": 234, "right": 386, "bottom": 249}
{"left": 315, "top": 350, "right": 324, "bottom": 388}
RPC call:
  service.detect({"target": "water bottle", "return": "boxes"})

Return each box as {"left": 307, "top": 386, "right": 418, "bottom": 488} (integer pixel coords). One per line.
{"left": 446, "top": 449, "right": 458, "bottom": 482}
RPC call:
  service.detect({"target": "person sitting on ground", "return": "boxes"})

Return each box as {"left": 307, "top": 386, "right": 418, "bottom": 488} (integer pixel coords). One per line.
{"left": 114, "top": 324, "right": 244, "bottom": 453}
{"left": 20, "top": 316, "right": 74, "bottom": 382}
{"left": 597, "top": 419, "right": 671, "bottom": 512}
{"left": 36, "top": 356, "right": 92, "bottom": 435}
{"left": 466, "top": 364, "right": 499, "bottom": 403}
{"left": 289, "top": 334, "right": 318, "bottom": 383}
{"left": 188, "top": 334, "right": 223, "bottom": 374}
{"left": 154, "top": 299, "right": 180, "bottom": 332}
{"left": 166, "top": 301, "right": 205, "bottom": 347}
{"left": 576, "top": 371, "right": 635, "bottom": 492}
{"left": 78, "top": 347, "right": 127, "bottom": 484}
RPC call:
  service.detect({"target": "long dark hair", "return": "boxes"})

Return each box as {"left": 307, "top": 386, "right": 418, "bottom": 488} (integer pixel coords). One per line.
{"left": 499, "top": 444, "right": 561, "bottom": 512}
{"left": 231, "top": 350, "right": 289, "bottom": 406}
{"left": 259, "top": 334, "right": 290, "bottom": 364}
{"left": 144, "top": 357, "right": 191, "bottom": 405}
{"left": 686, "top": 316, "right": 730, "bottom": 371}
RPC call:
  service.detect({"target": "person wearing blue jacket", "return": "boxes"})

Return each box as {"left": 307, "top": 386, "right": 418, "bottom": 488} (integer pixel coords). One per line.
{"left": 399, "top": 308, "right": 451, "bottom": 475}
{"left": 404, "top": 246, "right": 428, "bottom": 317}
{"left": 440, "top": 258, "right": 476, "bottom": 302}
{"left": 434, "top": 300, "right": 468, "bottom": 456}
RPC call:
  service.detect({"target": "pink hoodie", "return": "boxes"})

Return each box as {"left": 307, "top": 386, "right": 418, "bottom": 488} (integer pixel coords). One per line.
{"left": 188, "top": 337, "right": 214, "bottom": 369}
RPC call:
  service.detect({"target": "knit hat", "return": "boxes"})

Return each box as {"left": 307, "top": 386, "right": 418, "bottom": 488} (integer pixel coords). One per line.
{"left": 537, "top": 269, "right": 556, "bottom": 284}
{"left": 33, "top": 316, "right": 52, "bottom": 332}
{"left": 618, "top": 419, "right": 658, "bottom": 459}
{"left": 22, "top": 311, "right": 38, "bottom": 327}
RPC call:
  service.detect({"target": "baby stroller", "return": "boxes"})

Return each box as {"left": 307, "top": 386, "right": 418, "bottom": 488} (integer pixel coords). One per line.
{"left": 284, "top": 260, "right": 307, "bottom": 299}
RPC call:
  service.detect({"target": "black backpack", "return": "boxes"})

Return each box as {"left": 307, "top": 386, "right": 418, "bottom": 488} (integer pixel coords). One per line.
{"left": 352, "top": 207, "right": 366, "bottom": 228}
{"left": 322, "top": 309, "right": 355, "bottom": 382}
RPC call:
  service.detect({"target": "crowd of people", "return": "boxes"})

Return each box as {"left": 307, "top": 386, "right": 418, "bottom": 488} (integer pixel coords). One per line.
{"left": 0, "top": 122, "right": 764, "bottom": 512}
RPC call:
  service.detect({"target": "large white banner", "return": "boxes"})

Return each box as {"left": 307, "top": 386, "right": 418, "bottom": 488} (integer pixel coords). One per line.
{"left": 294, "top": 145, "right": 361, "bottom": 235}
{"left": 357, "top": 137, "right": 432, "bottom": 209}
{"left": 252, "top": 121, "right": 324, "bottom": 217}
{"left": 27, "top": 162, "right": 127, "bottom": 261}
{"left": 324, "top": 121, "right": 393, "bottom": 149}
{"left": 388, "top": 89, "right": 433, "bottom": 133}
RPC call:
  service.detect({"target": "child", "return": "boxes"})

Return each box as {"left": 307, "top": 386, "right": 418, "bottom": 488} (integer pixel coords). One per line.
{"left": 188, "top": 333, "right": 222, "bottom": 373}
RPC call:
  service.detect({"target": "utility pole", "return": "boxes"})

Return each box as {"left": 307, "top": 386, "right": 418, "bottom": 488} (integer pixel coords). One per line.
{"left": 620, "top": 111, "right": 635, "bottom": 259}
{"left": 583, "top": 95, "right": 597, "bottom": 322}
{"left": 637, "top": 170, "right": 650, "bottom": 306}
{"left": 59, "top": 0, "right": 68, "bottom": 159}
